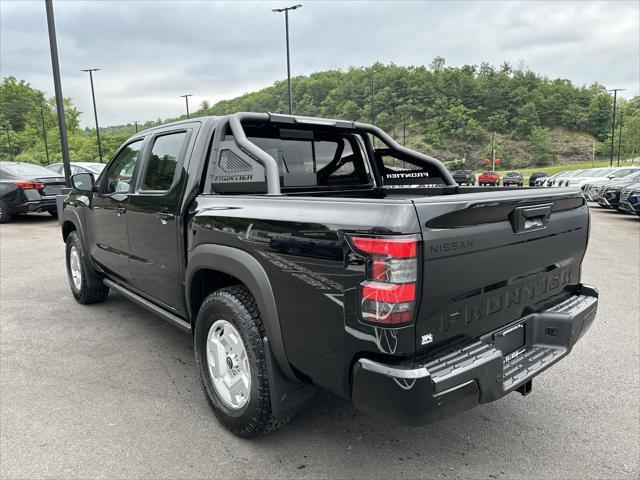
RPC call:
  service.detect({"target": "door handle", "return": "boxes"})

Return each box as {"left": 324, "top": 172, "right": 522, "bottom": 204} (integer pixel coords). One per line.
{"left": 115, "top": 206, "right": 126, "bottom": 216}
{"left": 156, "top": 211, "right": 175, "bottom": 225}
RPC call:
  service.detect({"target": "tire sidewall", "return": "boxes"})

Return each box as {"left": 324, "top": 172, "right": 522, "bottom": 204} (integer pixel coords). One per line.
{"left": 65, "top": 232, "right": 84, "bottom": 297}
{"left": 0, "top": 199, "right": 12, "bottom": 223}
{"left": 194, "top": 291, "right": 268, "bottom": 432}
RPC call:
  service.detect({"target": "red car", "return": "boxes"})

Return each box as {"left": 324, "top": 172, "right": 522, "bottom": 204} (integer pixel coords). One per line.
{"left": 478, "top": 171, "right": 501, "bottom": 186}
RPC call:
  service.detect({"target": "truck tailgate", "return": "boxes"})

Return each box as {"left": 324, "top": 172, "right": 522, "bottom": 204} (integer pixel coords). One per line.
{"left": 411, "top": 188, "right": 589, "bottom": 356}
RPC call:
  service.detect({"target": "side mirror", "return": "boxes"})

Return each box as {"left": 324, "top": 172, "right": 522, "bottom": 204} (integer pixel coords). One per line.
{"left": 71, "top": 172, "right": 95, "bottom": 193}
{"left": 607, "top": 175, "right": 615, "bottom": 179}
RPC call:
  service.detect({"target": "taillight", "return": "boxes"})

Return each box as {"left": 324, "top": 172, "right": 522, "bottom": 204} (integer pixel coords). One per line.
{"left": 15, "top": 181, "right": 44, "bottom": 190}
{"left": 350, "top": 235, "right": 419, "bottom": 326}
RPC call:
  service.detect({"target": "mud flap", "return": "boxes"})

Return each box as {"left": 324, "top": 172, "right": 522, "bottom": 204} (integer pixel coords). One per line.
{"left": 263, "top": 337, "right": 317, "bottom": 419}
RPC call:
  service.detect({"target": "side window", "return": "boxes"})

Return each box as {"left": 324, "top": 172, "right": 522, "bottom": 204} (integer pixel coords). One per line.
{"left": 103, "top": 140, "right": 144, "bottom": 194}
{"left": 142, "top": 132, "right": 187, "bottom": 191}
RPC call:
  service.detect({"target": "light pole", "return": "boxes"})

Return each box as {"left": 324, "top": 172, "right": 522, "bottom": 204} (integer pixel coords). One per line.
{"left": 4, "top": 125, "right": 13, "bottom": 161}
{"left": 402, "top": 103, "right": 407, "bottom": 146}
{"left": 40, "top": 108, "right": 50, "bottom": 164}
{"left": 180, "top": 94, "right": 193, "bottom": 119}
{"left": 371, "top": 76, "right": 375, "bottom": 125}
{"left": 608, "top": 88, "right": 625, "bottom": 167}
{"left": 617, "top": 110, "right": 624, "bottom": 166}
{"left": 272, "top": 4, "right": 301, "bottom": 115}
{"left": 81, "top": 68, "right": 103, "bottom": 162}
{"left": 45, "top": 0, "right": 72, "bottom": 185}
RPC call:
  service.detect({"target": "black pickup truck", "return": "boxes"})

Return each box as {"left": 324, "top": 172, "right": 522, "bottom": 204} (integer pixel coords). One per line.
{"left": 60, "top": 113, "right": 598, "bottom": 437}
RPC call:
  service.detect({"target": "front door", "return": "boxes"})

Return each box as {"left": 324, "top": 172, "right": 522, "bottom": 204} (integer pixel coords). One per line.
{"left": 86, "top": 139, "right": 144, "bottom": 284}
{"left": 127, "top": 128, "right": 192, "bottom": 313}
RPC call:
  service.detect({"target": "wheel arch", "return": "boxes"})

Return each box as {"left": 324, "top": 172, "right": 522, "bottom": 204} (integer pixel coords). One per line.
{"left": 186, "top": 244, "right": 297, "bottom": 381}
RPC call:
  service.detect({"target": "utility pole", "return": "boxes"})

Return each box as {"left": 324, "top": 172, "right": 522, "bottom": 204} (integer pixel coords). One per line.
{"left": 4, "top": 126, "right": 13, "bottom": 161}
{"left": 40, "top": 108, "right": 50, "bottom": 164}
{"left": 134, "top": 121, "right": 139, "bottom": 133}
{"left": 45, "top": 0, "right": 72, "bottom": 185}
{"left": 81, "top": 68, "right": 103, "bottom": 162}
{"left": 272, "top": 5, "right": 301, "bottom": 115}
{"left": 180, "top": 94, "right": 193, "bottom": 119}
{"left": 402, "top": 103, "right": 407, "bottom": 146}
{"left": 491, "top": 131, "right": 496, "bottom": 171}
{"left": 592, "top": 139, "right": 596, "bottom": 167}
{"left": 608, "top": 88, "right": 625, "bottom": 167}
{"left": 617, "top": 110, "right": 624, "bottom": 166}
{"left": 371, "top": 76, "right": 375, "bottom": 125}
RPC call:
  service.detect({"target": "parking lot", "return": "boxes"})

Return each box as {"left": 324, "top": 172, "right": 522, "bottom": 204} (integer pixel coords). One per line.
{"left": 0, "top": 207, "right": 638, "bottom": 479}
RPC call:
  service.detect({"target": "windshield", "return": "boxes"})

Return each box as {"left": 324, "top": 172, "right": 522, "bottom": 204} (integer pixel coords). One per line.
{"left": 584, "top": 168, "right": 615, "bottom": 177}
{"left": 564, "top": 170, "right": 586, "bottom": 178}
{"left": 621, "top": 171, "right": 640, "bottom": 181}
{"left": 611, "top": 168, "right": 639, "bottom": 178}
{"left": 1, "top": 163, "right": 59, "bottom": 178}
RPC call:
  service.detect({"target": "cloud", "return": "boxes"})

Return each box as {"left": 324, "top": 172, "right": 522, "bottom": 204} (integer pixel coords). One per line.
{"left": 1, "top": 0, "right": 638, "bottom": 127}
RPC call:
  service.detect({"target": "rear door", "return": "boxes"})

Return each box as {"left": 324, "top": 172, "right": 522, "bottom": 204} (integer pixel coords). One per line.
{"left": 411, "top": 189, "right": 589, "bottom": 356}
{"left": 86, "top": 139, "right": 145, "bottom": 283}
{"left": 126, "top": 125, "right": 195, "bottom": 313}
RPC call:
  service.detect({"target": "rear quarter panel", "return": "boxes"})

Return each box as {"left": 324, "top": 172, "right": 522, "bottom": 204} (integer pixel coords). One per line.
{"left": 189, "top": 195, "right": 421, "bottom": 397}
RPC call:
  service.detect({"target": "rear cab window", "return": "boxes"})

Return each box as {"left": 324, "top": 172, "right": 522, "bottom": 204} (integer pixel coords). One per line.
{"left": 210, "top": 124, "right": 372, "bottom": 194}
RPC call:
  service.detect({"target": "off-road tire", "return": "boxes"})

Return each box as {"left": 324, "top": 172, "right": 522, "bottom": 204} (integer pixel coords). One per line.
{"left": 194, "top": 286, "right": 288, "bottom": 438}
{"left": 65, "top": 231, "right": 109, "bottom": 304}
{"left": 0, "top": 200, "right": 13, "bottom": 224}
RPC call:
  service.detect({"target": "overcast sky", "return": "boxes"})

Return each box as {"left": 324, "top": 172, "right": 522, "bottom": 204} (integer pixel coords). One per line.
{"left": 1, "top": 0, "right": 638, "bottom": 128}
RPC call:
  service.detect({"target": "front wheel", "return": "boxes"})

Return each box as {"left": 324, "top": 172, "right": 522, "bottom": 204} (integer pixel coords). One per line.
{"left": 65, "top": 231, "right": 109, "bottom": 304}
{"left": 194, "top": 286, "right": 288, "bottom": 438}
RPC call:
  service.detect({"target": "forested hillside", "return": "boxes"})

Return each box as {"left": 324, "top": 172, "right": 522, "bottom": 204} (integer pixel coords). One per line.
{"left": 1, "top": 59, "right": 639, "bottom": 168}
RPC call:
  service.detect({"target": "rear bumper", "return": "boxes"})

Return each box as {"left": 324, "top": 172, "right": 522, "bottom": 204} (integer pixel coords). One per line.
{"left": 351, "top": 284, "right": 598, "bottom": 426}
{"left": 11, "top": 198, "right": 57, "bottom": 214}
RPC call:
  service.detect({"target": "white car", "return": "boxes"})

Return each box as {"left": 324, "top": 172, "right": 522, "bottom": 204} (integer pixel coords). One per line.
{"left": 542, "top": 171, "right": 568, "bottom": 187}
{"left": 46, "top": 161, "right": 106, "bottom": 176}
{"left": 566, "top": 166, "right": 639, "bottom": 188}
{"left": 583, "top": 170, "right": 640, "bottom": 201}
{"left": 552, "top": 169, "right": 589, "bottom": 187}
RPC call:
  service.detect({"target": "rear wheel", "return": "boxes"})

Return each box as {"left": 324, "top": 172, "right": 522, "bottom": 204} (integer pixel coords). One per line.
{"left": 65, "top": 231, "right": 109, "bottom": 304}
{"left": 48, "top": 208, "right": 58, "bottom": 217}
{"left": 194, "top": 286, "right": 288, "bottom": 437}
{"left": 0, "top": 200, "right": 12, "bottom": 224}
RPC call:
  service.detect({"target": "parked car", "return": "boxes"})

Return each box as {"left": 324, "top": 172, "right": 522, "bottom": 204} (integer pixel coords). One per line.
{"left": 47, "top": 161, "right": 106, "bottom": 176}
{"left": 0, "top": 161, "right": 66, "bottom": 223}
{"left": 59, "top": 113, "right": 598, "bottom": 437}
{"left": 451, "top": 170, "right": 476, "bottom": 185}
{"left": 478, "top": 170, "right": 501, "bottom": 186}
{"left": 618, "top": 183, "right": 640, "bottom": 216}
{"left": 583, "top": 170, "right": 640, "bottom": 201}
{"left": 503, "top": 171, "right": 524, "bottom": 187}
{"left": 553, "top": 169, "right": 588, "bottom": 187}
{"left": 566, "top": 167, "right": 639, "bottom": 188}
{"left": 529, "top": 172, "right": 548, "bottom": 187}
{"left": 597, "top": 177, "right": 640, "bottom": 210}
{"left": 543, "top": 171, "right": 567, "bottom": 187}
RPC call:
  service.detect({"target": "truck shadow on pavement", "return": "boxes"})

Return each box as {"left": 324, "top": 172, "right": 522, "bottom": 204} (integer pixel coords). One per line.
{"left": 103, "top": 289, "right": 558, "bottom": 475}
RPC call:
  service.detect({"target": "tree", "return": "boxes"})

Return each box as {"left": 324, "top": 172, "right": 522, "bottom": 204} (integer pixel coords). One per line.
{"left": 529, "top": 127, "right": 555, "bottom": 166}
{"left": 512, "top": 102, "right": 540, "bottom": 139}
